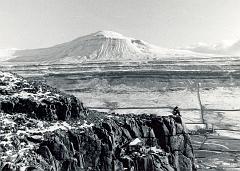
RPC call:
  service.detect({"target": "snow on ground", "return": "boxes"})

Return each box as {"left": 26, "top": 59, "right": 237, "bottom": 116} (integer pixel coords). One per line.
{"left": 149, "top": 146, "right": 163, "bottom": 153}
{"left": 0, "top": 71, "right": 63, "bottom": 103}
{"left": 75, "top": 89, "right": 200, "bottom": 110}
{"left": 186, "top": 124, "right": 206, "bottom": 131}
{"left": 0, "top": 112, "right": 94, "bottom": 163}
{"left": 203, "top": 142, "right": 230, "bottom": 150}
{"left": 73, "top": 89, "right": 203, "bottom": 124}
{"left": 204, "top": 110, "right": 240, "bottom": 130}
{"left": 71, "top": 86, "right": 240, "bottom": 131}
{"left": 201, "top": 87, "right": 240, "bottom": 110}
{"left": 215, "top": 130, "right": 240, "bottom": 139}
{"left": 0, "top": 71, "right": 28, "bottom": 95}
{"left": 129, "top": 138, "right": 142, "bottom": 146}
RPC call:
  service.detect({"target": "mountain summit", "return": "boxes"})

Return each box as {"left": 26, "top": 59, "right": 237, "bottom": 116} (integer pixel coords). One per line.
{"left": 8, "top": 31, "right": 206, "bottom": 63}
{"left": 92, "top": 30, "right": 126, "bottom": 39}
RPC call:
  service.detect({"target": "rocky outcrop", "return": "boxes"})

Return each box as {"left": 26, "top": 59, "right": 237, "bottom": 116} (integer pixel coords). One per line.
{"left": 0, "top": 72, "right": 86, "bottom": 120}
{"left": 33, "top": 114, "right": 196, "bottom": 171}
{"left": 0, "top": 72, "right": 196, "bottom": 171}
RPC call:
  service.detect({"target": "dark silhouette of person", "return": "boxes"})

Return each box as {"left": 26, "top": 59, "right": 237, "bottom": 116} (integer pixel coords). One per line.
{"left": 172, "top": 106, "right": 181, "bottom": 116}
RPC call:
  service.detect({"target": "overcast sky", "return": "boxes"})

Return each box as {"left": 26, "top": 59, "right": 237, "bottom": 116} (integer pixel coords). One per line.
{"left": 0, "top": 0, "right": 240, "bottom": 49}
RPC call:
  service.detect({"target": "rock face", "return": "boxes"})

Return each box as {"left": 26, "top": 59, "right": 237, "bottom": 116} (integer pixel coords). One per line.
{"left": 0, "top": 71, "right": 196, "bottom": 171}
{"left": 34, "top": 115, "right": 196, "bottom": 171}
{"left": 0, "top": 72, "right": 86, "bottom": 121}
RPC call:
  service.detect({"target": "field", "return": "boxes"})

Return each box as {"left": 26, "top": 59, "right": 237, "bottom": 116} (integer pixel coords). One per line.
{"left": 1, "top": 56, "right": 240, "bottom": 170}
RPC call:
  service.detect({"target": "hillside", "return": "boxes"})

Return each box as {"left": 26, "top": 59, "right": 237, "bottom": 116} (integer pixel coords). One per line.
{"left": 7, "top": 31, "right": 208, "bottom": 64}
{"left": 0, "top": 71, "right": 196, "bottom": 171}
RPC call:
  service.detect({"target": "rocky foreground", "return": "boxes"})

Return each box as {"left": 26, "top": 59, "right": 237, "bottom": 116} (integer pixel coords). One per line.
{"left": 0, "top": 71, "right": 196, "bottom": 171}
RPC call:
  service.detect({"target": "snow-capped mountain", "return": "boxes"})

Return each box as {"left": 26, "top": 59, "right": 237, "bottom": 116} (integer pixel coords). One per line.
{"left": 6, "top": 31, "right": 210, "bottom": 64}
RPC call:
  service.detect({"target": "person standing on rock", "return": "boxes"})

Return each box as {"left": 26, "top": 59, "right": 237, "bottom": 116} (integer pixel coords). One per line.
{"left": 172, "top": 106, "right": 181, "bottom": 116}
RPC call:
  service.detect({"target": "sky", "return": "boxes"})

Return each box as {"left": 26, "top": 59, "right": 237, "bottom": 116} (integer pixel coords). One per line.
{"left": 0, "top": 0, "right": 240, "bottom": 50}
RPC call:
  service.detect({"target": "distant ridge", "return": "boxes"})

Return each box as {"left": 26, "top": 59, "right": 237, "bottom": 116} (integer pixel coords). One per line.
{"left": 8, "top": 30, "right": 209, "bottom": 63}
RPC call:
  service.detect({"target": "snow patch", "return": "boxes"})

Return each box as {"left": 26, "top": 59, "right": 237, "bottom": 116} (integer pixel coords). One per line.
{"left": 216, "top": 130, "right": 240, "bottom": 139}
{"left": 129, "top": 138, "right": 142, "bottom": 146}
